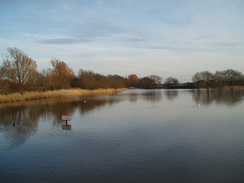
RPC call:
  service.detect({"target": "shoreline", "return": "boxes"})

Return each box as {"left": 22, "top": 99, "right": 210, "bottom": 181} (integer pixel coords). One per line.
{"left": 1, "top": 86, "right": 243, "bottom": 103}
{"left": 158, "top": 84, "right": 244, "bottom": 89}
{"left": 0, "top": 88, "right": 127, "bottom": 103}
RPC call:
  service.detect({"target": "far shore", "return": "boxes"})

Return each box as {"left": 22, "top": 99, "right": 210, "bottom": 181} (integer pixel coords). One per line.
{"left": 1, "top": 86, "right": 243, "bottom": 103}
{"left": 157, "top": 83, "right": 244, "bottom": 89}
{"left": 0, "top": 88, "right": 127, "bottom": 103}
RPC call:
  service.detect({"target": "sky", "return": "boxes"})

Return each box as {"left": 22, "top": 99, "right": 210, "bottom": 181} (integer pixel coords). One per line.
{"left": 0, "top": 0, "right": 244, "bottom": 83}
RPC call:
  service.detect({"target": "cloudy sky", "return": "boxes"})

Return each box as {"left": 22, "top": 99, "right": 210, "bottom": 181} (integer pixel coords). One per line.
{"left": 0, "top": 0, "right": 243, "bottom": 82}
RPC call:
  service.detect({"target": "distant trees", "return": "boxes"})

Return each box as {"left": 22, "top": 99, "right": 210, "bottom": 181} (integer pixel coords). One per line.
{"left": 73, "top": 70, "right": 126, "bottom": 90}
{"left": 48, "top": 59, "right": 75, "bottom": 89}
{"left": 127, "top": 74, "right": 139, "bottom": 87}
{"left": 1, "top": 47, "right": 244, "bottom": 94}
{"left": 108, "top": 74, "right": 126, "bottom": 89}
{"left": 164, "top": 77, "right": 179, "bottom": 85}
{"left": 192, "top": 69, "right": 244, "bottom": 87}
{"left": 148, "top": 75, "right": 162, "bottom": 88}
{"left": 192, "top": 71, "right": 215, "bottom": 87}
{"left": 214, "top": 69, "right": 244, "bottom": 86}
{"left": 77, "top": 69, "right": 98, "bottom": 89}
{"left": 126, "top": 74, "right": 162, "bottom": 89}
{"left": 137, "top": 77, "right": 153, "bottom": 89}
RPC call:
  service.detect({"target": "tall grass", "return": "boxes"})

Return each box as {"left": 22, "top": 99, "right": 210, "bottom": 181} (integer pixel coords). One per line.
{"left": 0, "top": 88, "right": 127, "bottom": 103}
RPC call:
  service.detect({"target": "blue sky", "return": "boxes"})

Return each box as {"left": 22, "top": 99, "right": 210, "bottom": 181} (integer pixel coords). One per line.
{"left": 0, "top": 0, "right": 244, "bottom": 82}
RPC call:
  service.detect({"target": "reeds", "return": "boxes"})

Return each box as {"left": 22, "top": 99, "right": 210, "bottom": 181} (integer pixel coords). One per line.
{"left": 0, "top": 88, "right": 127, "bottom": 103}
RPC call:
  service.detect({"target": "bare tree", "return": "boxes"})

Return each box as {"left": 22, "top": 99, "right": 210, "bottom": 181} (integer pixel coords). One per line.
{"left": 1, "top": 47, "right": 38, "bottom": 84}
{"left": 215, "top": 69, "right": 244, "bottom": 86}
{"left": 148, "top": 75, "right": 162, "bottom": 88}
{"left": 0, "top": 66, "right": 4, "bottom": 80}
{"left": 192, "top": 71, "right": 214, "bottom": 87}
{"left": 164, "top": 77, "right": 179, "bottom": 85}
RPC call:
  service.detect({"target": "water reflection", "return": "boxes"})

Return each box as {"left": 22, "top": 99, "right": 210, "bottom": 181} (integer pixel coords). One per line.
{"left": 1, "top": 89, "right": 243, "bottom": 128}
{"left": 0, "top": 105, "right": 38, "bottom": 128}
{"left": 123, "top": 89, "right": 162, "bottom": 103}
{"left": 1, "top": 89, "right": 244, "bottom": 182}
{"left": 142, "top": 91, "right": 162, "bottom": 102}
{"left": 190, "top": 89, "right": 244, "bottom": 106}
{"left": 0, "top": 89, "right": 244, "bottom": 150}
{"left": 0, "top": 96, "right": 122, "bottom": 128}
{"left": 62, "top": 124, "right": 72, "bottom": 130}
{"left": 164, "top": 90, "right": 178, "bottom": 100}
{"left": 0, "top": 96, "right": 122, "bottom": 149}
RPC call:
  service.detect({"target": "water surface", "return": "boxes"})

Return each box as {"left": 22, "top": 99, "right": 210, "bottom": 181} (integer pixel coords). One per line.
{"left": 0, "top": 89, "right": 244, "bottom": 183}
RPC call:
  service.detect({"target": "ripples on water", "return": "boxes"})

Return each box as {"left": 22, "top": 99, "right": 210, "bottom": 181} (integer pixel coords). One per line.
{"left": 0, "top": 89, "right": 244, "bottom": 183}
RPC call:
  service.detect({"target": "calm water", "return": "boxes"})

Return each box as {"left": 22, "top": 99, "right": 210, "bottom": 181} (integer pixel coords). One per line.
{"left": 0, "top": 89, "right": 244, "bottom": 183}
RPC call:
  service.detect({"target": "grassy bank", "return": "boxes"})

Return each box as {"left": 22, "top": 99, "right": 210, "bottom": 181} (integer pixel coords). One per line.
{"left": 0, "top": 88, "right": 127, "bottom": 103}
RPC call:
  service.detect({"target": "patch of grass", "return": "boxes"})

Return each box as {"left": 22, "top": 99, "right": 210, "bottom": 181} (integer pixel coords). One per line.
{"left": 0, "top": 88, "right": 127, "bottom": 103}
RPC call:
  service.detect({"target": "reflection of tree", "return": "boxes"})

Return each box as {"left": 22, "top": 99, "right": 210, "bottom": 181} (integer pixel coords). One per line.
{"left": 142, "top": 91, "right": 162, "bottom": 103}
{"left": 77, "top": 96, "right": 120, "bottom": 115}
{"left": 119, "top": 90, "right": 162, "bottom": 103}
{"left": 0, "top": 96, "right": 122, "bottom": 149}
{"left": 0, "top": 105, "right": 39, "bottom": 128}
{"left": 164, "top": 90, "right": 178, "bottom": 100}
{"left": 191, "top": 89, "right": 244, "bottom": 106}
{"left": 3, "top": 126, "right": 36, "bottom": 151}
{"left": 0, "top": 96, "right": 122, "bottom": 128}
{"left": 128, "top": 93, "right": 138, "bottom": 103}
{"left": 49, "top": 99, "right": 77, "bottom": 126}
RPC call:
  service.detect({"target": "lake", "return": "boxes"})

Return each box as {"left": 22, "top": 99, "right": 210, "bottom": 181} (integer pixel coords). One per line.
{"left": 0, "top": 89, "right": 244, "bottom": 183}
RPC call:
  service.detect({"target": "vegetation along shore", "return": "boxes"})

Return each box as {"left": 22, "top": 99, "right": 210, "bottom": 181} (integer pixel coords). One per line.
{"left": 0, "top": 47, "right": 244, "bottom": 102}
{"left": 0, "top": 88, "right": 127, "bottom": 103}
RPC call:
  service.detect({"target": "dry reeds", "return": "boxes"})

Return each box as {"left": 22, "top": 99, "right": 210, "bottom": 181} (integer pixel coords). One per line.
{"left": 0, "top": 88, "right": 127, "bottom": 103}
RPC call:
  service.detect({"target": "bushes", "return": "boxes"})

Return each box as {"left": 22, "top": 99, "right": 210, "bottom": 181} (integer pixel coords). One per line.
{"left": 0, "top": 80, "right": 29, "bottom": 94}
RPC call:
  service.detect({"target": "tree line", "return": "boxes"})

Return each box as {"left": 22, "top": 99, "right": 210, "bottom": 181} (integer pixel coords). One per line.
{"left": 0, "top": 47, "right": 243, "bottom": 94}
{"left": 192, "top": 70, "right": 244, "bottom": 87}
{"left": 0, "top": 47, "right": 163, "bottom": 94}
